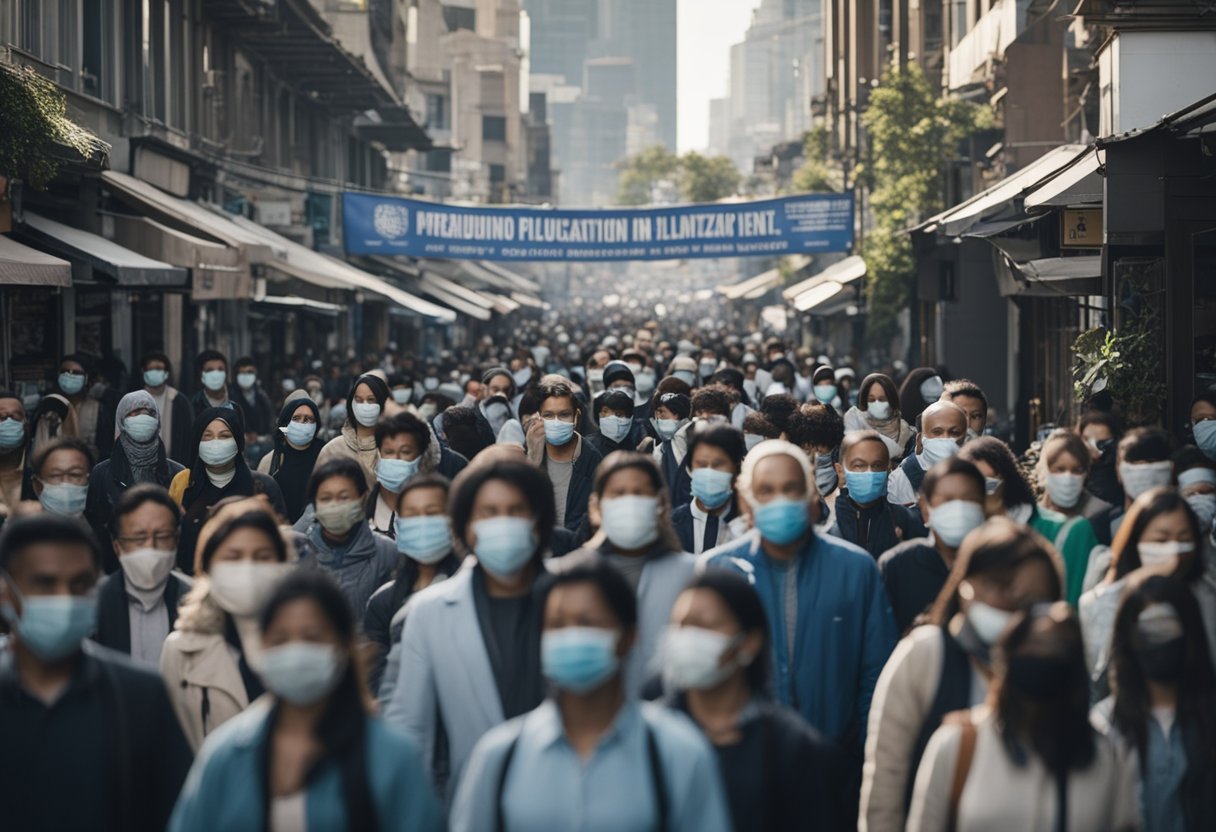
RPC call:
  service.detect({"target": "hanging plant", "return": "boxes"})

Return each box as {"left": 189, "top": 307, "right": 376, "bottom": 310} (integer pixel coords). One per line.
{"left": 1072, "top": 284, "right": 1166, "bottom": 426}
{"left": 0, "top": 63, "right": 103, "bottom": 189}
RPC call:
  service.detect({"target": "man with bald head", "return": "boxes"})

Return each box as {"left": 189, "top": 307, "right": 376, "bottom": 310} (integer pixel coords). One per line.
{"left": 704, "top": 440, "right": 898, "bottom": 815}
{"left": 886, "top": 400, "right": 968, "bottom": 505}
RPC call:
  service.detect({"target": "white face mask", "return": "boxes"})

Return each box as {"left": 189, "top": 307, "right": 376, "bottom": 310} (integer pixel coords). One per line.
{"left": 662, "top": 625, "right": 744, "bottom": 691}
{"left": 1138, "top": 540, "right": 1195, "bottom": 567}
{"left": 1119, "top": 461, "right": 1173, "bottom": 500}
{"left": 1045, "top": 472, "right": 1085, "bottom": 509}
{"left": 966, "top": 599, "right": 1013, "bottom": 646}
{"left": 208, "top": 562, "right": 294, "bottom": 617}
{"left": 119, "top": 547, "right": 175, "bottom": 591}
{"left": 599, "top": 495, "right": 660, "bottom": 551}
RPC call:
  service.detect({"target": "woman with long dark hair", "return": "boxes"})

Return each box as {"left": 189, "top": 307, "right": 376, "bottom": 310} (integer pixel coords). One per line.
{"left": 168, "top": 571, "right": 442, "bottom": 831}
{"left": 897, "top": 368, "right": 945, "bottom": 426}
{"left": 256, "top": 394, "right": 323, "bottom": 522}
{"left": 314, "top": 373, "right": 390, "bottom": 489}
{"left": 906, "top": 603, "right": 1137, "bottom": 831}
{"left": 1095, "top": 574, "right": 1216, "bottom": 832}
{"left": 664, "top": 569, "right": 838, "bottom": 830}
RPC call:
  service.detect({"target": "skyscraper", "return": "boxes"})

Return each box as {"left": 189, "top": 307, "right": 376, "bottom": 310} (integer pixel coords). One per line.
{"left": 597, "top": 0, "right": 677, "bottom": 150}
{"left": 524, "top": 0, "right": 599, "bottom": 86}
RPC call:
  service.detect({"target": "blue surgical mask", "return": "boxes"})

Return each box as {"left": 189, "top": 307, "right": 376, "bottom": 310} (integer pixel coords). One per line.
{"left": 58, "top": 372, "right": 86, "bottom": 395}
{"left": 38, "top": 482, "right": 88, "bottom": 516}
{"left": 377, "top": 457, "right": 421, "bottom": 493}
{"left": 544, "top": 418, "right": 576, "bottom": 446}
{"left": 921, "top": 437, "right": 961, "bottom": 465}
{"left": 258, "top": 642, "right": 345, "bottom": 706}
{"left": 815, "top": 454, "right": 839, "bottom": 496}
{"left": 473, "top": 516, "right": 537, "bottom": 579}
{"left": 123, "top": 413, "right": 159, "bottom": 443}
{"left": 201, "top": 369, "right": 227, "bottom": 392}
{"left": 1194, "top": 420, "right": 1216, "bottom": 460}
{"left": 143, "top": 368, "right": 168, "bottom": 388}
{"left": 542, "top": 626, "right": 620, "bottom": 693}
{"left": 198, "top": 437, "right": 238, "bottom": 467}
{"left": 814, "top": 384, "right": 837, "bottom": 404}
{"left": 753, "top": 498, "right": 810, "bottom": 545}
{"left": 394, "top": 515, "right": 453, "bottom": 564}
{"left": 690, "top": 467, "right": 734, "bottom": 510}
{"left": 0, "top": 417, "right": 24, "bottom": 449}
{"left": 867, "top": 401, "right": 892, "bottom": 421}
{"left": 598, "top": 415, "right": 631, "bottom": 443}
{"left": 1, "top": 581, "right": 97, "bottom": 662}
{"left": 744, "top": 433, "right": 764, "bottom": 451}
{"left": 236, "top": 372, "right": 257, "bottom": 390}
{"left": 352, "top": 401, "right": 381, "bottom": 428}
{"left": 653, "top": 418, "right": 683, "bottom": 441}
{"left": 845, "top": 470, "right": 888, "bottom": 504}
{"left": 281, "top": 420, "right": 317, "bottom": 447}
{"left": 674, "top": 370, "right": 697, "bottom": 386}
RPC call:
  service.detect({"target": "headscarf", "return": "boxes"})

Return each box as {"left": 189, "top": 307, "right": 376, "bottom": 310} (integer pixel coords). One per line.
{"left": 31, "top": 393, "right": 79, "bottom": 456}
{"left": 116, "top": 390, "right": 162, "bottom": 483}
{"left": 269, "top": 395, "right": 323, "bottom": 522}
{"left": 182, "top": 406, "right": 252, "bottom": 509}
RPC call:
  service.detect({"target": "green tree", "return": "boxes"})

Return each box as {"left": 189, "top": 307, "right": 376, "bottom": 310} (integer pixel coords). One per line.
{"left": 679, "top": 152, "right": 741, "bottom": 203}
{"left": 860, "top": 63, "right": 989, "bottom": 345}
{"left": 790, "top": 125, "right": 839, "bottom": 194}
{"left": 0, "top": 64, "right": 104, "bottom": 189}
{"left": 616, "top": 145, "right": 680, "bottom": 205}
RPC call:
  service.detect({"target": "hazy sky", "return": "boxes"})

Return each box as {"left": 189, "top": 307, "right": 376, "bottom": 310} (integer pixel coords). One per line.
{"left": 678, "top": 0, "right": 762, "bottom": 154}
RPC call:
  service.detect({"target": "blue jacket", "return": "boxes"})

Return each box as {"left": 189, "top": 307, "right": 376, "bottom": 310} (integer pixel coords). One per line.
{"left": 704, "top": 530, "right": 898, "bottom": 746}
{"left": 169, "top": 699, "right": 443, "bottom": 832}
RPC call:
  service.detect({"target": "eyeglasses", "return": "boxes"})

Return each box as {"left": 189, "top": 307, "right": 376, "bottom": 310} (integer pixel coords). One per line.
{"left": 116, "top": 531, "right": 179, "bottom": 549}
{"left": 38, "top": 471, "right": 89, "bottom": 486}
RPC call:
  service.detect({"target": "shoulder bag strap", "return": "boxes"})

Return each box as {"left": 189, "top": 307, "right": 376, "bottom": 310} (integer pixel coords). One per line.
{"left": 495, "top": 724, "right": 524, "bottom": 832}
{"left": 645, "top": 721, "right": 670, "bottom": 832}
{"left": 947, "top": 718, "right": 978, "bottom": 832}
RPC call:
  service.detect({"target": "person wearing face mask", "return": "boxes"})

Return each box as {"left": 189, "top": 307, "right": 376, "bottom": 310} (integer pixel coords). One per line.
{"left": 29, "top": 437, "right": 93, "bottom": 521}
{"left": 704, "top": 440, "right": 898, "bottom": 824}
{"left": 255, "top": 394, "right": 323, "bottom": 522}
{"left": 365, "top": 475, "right": 463, "bottom": 698}
{"left": 961, "top": 437, "right": 1098, "bottom": 605}
{"left": 906, "top": 602, "right": 1137, "bottom": 832}
{"left": 887, "top": 401, "right": 968, "bottom": 506}
{"left": 450, "top": 555, "right": 732, "bottom": 832}
{"left": 160, "top": 502, "right": 296, "bottom": 749}
{"left": 785, "top": 402, "right": 846, "bottom": 527}
{"left": 139, "top": 351, "right": 194, "bottom": 465}
{"left": 861, "top": 518, "right": 1064, "bottom": 831}
{"left": 0, "top": 390, "right": 32, "bottom": 520}
{"left": 673, "top": 425, "right": 747, "bottom": 555}
{"left": 1091, "top": 428, "right": 1175, "bottom": 547}
{"left": 1093, "top": 574, "right": 1216, "bottom": 832}
{"left": 53, "top": 354, "right": 113, "bottom": 464}
{"left": 664, "top": 569, "right": 839, "bottom": 831}
{"left": 86, "top": 391, "right": 185, "bottom": 571}
{"left": 1080, "top": 488, "right": 1204, "bottom": 690}
{"left": 879, "top": 459, "right": 987, "bottom": 633}
{"left": 1187, "top": 391, "right": 1216, "bottom": 462}
{"left": 0, "top": 514, "right": 193, "bottom": 832}
{"left": 29, "top": 391, "right": 83, "bottom": 460}
{"left": 525, "top": 375, "right": 603, "bottom": 533}
{"left": 355, "top": 411, "right": 467, "bottom": 536}
{"left": 1174, "top": 449, "right": 1216, "bottom": 536}
{"left": 623, "top": 350, "right": 659, "bottom": 416}
{"left": 384, "top": 371, "right": 418, "bottom": 417}
{"left": 315, "top": 373, "right": 390, "bottom": 489}
{"left": 384, "top": 460, "right": 556, "bottom": 800}
{"left": 93, "top": 484, "right": 190, "bottom": 665}
{"left": 291, "top": 459, "right": 396, "bottom": 617}
{"left": 941, "top": 380, "right": 988, "bottom": 444}
{"left": 668, "top": 355, "right": 701, "bottom": 389}
{"left": 190, "top": 349, "right": 233, "bottom": 416}
{"left": 228, "top": 358, "right": 275, "bottom": 452}
{"left": 897, "top": 368, "right": 946, "bottom": 426}
{"left": 830, "top": 432, "right": 927, "bottom": 560}
{"left": 558, "top": 452, "right": 694, "bottom": 697}
{"left": 169, "top": 571, "right": 443, "bottom": 832}
{"left": 651, "top": 391, "right": 693, "bottom": 504}
{"left": 169, "top": 407, "right": 287, "bottom": 574}
{"left": 811, "top": 366, "right": 843, "bottom": 413}
{"left": 1078, "top": 412, "right": 1124, "bottom": 506}
{"left": 1038, "top": 429, "right": 1113, "bottom": 522}
{"left": 589, "top": 389, "right": 643, "bottom": 457}
{"left": 845, "top": 373, "right": 916, "bottom": 460}
{"left": 472, "top": 366, "right": 519, "bottom": 446}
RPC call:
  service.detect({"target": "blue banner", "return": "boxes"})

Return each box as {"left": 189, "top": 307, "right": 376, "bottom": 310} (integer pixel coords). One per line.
{"left": 341, "top": 192, "right": 854, "bottom": 261}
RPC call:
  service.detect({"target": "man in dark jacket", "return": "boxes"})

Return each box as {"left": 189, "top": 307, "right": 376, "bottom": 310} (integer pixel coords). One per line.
{"left": 190, "top": 348, "right": 233, "bottom": 416}
{"left": 829, "top": 431, "right": 926, "bottom": 558}
{"left": 527, "top": 375, "right": 603, "bottom": 532}
{"left": 0, "top": 513, "right": 192, "bottom": 831}
{"left": 587, "top": 389, "right": 645, "bottom": 457}
{"left": 139, "top": 351, "right": 194, "bottom": 465}
{"left": 93, "top": 484, "right": 191, "bottom": 663}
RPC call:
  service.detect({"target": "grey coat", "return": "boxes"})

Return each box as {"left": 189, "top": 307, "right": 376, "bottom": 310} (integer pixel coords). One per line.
{"left": 294, "top": 517, "right": 397, "bottom": 620}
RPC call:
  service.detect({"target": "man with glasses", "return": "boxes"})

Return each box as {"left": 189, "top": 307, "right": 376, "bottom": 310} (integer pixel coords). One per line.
{"left": 93, "top": 484, "right": 189, "bottom": 666}
{"left": 526, "top": 374, "right": 602, "bottom": 532}
{"left": 0, "top": 513, "right": 191, "bottom": 830}
{"left": 31, "top": 438, "right": 93, "bottom": 518}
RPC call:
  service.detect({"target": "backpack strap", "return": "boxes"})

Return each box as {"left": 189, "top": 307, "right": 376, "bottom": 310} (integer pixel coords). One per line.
{"left": 644, "top": 720, "right": 670, "bottom": 832}
{"left": 495, "top": 723, "right": 525, "bottom": 832}
{"left": 946, "top": 713, "right": 978, "bottom": 832}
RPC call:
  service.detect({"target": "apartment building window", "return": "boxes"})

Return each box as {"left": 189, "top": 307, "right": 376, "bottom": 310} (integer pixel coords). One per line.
{"left": 82, "top": 0, "right": 118, "bottom": 102}
{"left": 425, "top": 150, "right": 452, "bottom": 173}
{"left": 488, "top": 164, "right": 506, "bottom": 183}
{"left": 425, "top": 94, "right": 449, "bottom": 131}
{"left": 482, "top": 115, "right": 507, "bottom": 142}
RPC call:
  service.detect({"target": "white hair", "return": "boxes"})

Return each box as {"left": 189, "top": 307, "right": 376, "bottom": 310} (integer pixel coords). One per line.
{"left": 737, "top": 439, "right": 817, "bottom": 506}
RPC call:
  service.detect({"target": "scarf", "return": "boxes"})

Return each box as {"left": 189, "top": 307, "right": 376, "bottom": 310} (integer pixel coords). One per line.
{"left": 116, "top": 390, "right": 163, "bottom": 483}
{"left": 868, "top": 411, "right": 914, "bottom": 448}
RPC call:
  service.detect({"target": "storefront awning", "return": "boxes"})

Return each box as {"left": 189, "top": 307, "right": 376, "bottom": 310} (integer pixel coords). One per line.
{"left": 214, "top": 212, "right": 456, "bottom": 322}
{"left": 1024, "top": 148, "right": 1102, "bottom": 209}
{"left": 784, "top": 255, "right": 866, "bottom": 303}
{"left": 720, "top": 254, "right": 812, "bottom": 301}
{"left": 363, "top": 256, "right": 498, "bottom": 321}
{"left": 475, "top": 260, "right": 541, "bottom": 295}
{"left": 255, "top": 295, "right": 344, "bottom": 316}
{"left": 19, "top": 213, "right": 187, "bottom": 287}
{"left": 108, "top": 214, "right": 249, "bottom": 300}
{"left": 0, "top": 235, "right": 71, "bottom": 286}
{"left": 917, "top": 145, "right": 1087, "bottom": 236}
{"left": 996, "top": 254, "right": 1102, "bottom": 297}
{"left": 102, "top": 170, "right": 280, "bottom": 263}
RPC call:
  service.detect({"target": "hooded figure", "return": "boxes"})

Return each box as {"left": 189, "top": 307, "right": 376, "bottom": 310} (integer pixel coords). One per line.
{"left": 588, "top": 389, "right": 643, "bottom": 457}
{"left": 30, "top": 393, "right": 80, "bottom": 458}
{"left": 314, "top": 373, "right": 389, "bottom": 488}
{"left": 86, "top": 390, "right": 186, "bottom": 572}
{"left": 257, "top": 394, "right": 324, "bottom": 522}
{"left": 169, "top": 406, "right": 286, "bottom": 573}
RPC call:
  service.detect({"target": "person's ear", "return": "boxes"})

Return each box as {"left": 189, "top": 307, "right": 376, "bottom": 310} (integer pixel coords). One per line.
{"left": 32, "top": 478, "right": 43, "bottom": 497}
{"left": 834, "top": 462, "right": 844, "bottom": 482}
{"left": 736, "top": 630, "right": 763, "bottom": 667}
{"left": 915, "top": 434, "right": 924, "bottom": 455}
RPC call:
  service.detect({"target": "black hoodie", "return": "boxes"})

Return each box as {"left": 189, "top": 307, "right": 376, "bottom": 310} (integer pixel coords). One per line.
{"left": 267, "top": 397, "right": 324, "bottom": 522}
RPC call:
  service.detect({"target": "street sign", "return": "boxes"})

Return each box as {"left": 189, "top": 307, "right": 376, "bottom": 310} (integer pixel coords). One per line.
{"left": 1061, "top": 208, "right": 1102, "bottom": 248}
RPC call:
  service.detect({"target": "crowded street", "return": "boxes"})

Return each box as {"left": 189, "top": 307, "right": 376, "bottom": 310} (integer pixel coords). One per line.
{"left": 3, "top": 1, "right": 1216, "bottom": 831}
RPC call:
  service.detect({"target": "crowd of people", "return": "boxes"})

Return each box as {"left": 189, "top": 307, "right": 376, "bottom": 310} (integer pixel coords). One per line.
{"left": 1, "top": 310, "right": 1215, "bottom": 832}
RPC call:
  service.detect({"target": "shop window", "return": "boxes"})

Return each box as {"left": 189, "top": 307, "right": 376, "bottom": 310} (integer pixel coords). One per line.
{"left": 482, "top": 115, "right": 507, "bottom": 142}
